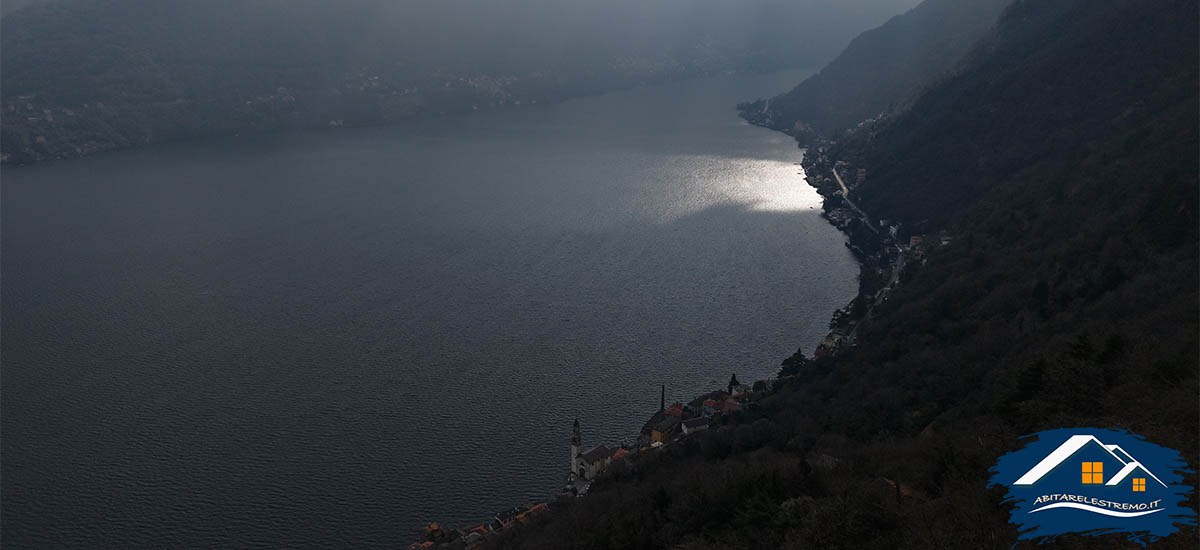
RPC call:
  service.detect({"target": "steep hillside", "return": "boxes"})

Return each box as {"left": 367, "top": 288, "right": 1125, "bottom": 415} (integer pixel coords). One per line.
{"left": 738, "top": 0, "right": 1011, "bottom": 139}
{"left": 482, "top": 1, "right": 1198, "bottom": 548}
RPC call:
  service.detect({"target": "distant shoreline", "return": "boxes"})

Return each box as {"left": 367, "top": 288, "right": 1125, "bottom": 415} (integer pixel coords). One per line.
{"left": 1, "top": 67, "right": 802, "bottom": 167}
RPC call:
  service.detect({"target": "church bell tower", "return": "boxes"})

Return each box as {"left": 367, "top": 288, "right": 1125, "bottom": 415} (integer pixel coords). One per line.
{"left": 570, "top": 419, "right": 581, "bottom": 475}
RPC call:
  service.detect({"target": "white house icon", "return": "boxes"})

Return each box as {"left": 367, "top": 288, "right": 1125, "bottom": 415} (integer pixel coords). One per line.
{"left": 1013, "top": 434, "right": 1168, "bottom": 488}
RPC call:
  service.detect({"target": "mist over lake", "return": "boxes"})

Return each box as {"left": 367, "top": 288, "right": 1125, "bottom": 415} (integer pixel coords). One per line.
{"left": 1, "top": 69, "right": 857, "bottom": 548}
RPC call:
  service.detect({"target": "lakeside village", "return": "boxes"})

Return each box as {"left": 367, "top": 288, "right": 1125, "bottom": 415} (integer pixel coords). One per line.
{"left": 407, "top": 375, "right": 768, "bottom": 550}
{"left": 407, "top": 137, "right": 954, "bottom": 550}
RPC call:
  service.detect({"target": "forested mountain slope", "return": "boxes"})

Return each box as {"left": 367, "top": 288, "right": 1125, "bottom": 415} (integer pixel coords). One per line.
{"left": 485, "top": 1, "right": 1198, "bottom": 548}
{"left": 738, "top": 0, "right": 1012, "bottom": 139}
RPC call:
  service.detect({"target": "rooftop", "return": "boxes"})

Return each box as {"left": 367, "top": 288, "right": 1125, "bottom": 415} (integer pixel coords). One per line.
{"left": 580, "top": 445, "right": 612, "bottom": 464}
{"left": 495, "top": 505, "right": 529, "bottom": 524}
{"left": 650, "top": 414, "right": 681, "bottom": 433}
{"left": 682, "top": 417, "right": 710, "bottom": 429}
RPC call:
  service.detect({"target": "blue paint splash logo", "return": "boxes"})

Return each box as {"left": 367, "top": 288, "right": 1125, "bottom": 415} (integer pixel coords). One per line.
{"left": 989, "top": 428, "right": 1196, "bottom": 545}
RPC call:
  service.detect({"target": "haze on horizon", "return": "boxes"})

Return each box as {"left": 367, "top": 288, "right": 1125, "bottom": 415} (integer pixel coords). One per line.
{"left": 2, "top": 0, "right": 921, "bottom": 80}
{"left": 1, "top": 0, "right": 924, "bottom": 164}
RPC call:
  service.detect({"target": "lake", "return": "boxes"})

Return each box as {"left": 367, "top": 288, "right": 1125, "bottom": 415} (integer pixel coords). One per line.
{"left": 1, "top": 69, "right": 856, "bottom": 548}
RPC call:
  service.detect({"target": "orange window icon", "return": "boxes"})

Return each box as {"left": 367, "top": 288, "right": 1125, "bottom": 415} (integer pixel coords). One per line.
{"left": 1081, "top": 462, "right": 1103, "bottom": 484}
{"left": 1133, "top": 478, "right": 1146, "bottom": 492}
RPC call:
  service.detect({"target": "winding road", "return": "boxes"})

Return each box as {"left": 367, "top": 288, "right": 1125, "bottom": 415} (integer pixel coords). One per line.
{"left": 830, "top": 168, "right": 878, "bottom": 235}
{"left": 828, "top": 166, "right": 906, "bottom": 307}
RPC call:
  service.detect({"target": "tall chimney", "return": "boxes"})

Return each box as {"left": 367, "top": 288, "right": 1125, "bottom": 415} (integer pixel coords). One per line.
{"left": 660, "top": 385, "right": 665, "bottom": 412}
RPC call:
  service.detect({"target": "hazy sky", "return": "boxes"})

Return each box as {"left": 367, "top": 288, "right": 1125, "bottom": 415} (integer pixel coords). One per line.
{"left": 3, "top": 0, "right": 923, "bottom": 64}
{"left": 2, "top": 0, "right": 924, "bottom": 107}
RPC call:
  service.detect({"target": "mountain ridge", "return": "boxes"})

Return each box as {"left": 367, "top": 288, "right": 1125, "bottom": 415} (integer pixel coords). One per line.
{"left": 738, "top": 0, "right": 1012, "bottom": 140}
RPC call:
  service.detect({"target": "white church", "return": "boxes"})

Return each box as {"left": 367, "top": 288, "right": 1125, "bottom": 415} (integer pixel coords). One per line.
{"left": 570, "top": 419, "right": 611, "bottom": 480}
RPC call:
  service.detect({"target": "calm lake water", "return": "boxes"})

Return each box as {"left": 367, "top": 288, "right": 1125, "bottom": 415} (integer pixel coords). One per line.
{"left": 1, "top": 69, "right": 856, "bottom": 548}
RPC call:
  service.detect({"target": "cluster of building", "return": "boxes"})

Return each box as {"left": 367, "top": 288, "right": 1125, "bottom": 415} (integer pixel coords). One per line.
{"left": 564, "top": 374, "right": 764, "bottom": 495}
{"left": 406, "top": 374, "right": 767, "bottom": 549}
{"left": 804, "top": 148, "right": 958, "bottom": 362}
{"left": 407, "top": 502, "right": 550, "bottom": 550}
{"left": 637, "top": 374, "right": 757, "bottom": 446}
{"left": 903, "top": 233, "right": 949, "bottom": 264}
{"left": 3, "top": 94, "right": 66, "bottom": 124}
{"left": 803, "top": 152, "right": 900, "bottom": 358}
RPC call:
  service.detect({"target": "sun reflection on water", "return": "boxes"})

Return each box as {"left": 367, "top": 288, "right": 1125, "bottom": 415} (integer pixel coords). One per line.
{"left": 652, "top": 155, "right": 824, "bottom": 221}
{"left": 743, "top": 159, "right": 824, "bottom": 212}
